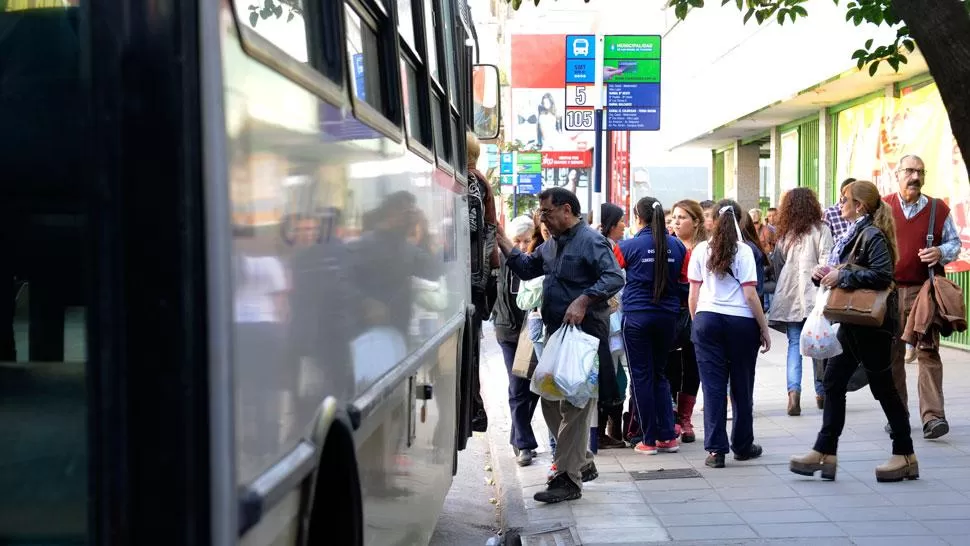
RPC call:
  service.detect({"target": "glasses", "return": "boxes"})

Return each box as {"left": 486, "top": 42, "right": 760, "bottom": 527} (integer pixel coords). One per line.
{"left": 898, "top": 167, "right": 927, "bottom": 177}
{"left": 538, "top": 204, "right": 562, "bottom": 217}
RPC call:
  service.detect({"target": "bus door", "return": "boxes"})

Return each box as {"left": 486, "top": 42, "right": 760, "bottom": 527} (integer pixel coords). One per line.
{"left": 0, "top": 1, "right": 214, "bottom": 544}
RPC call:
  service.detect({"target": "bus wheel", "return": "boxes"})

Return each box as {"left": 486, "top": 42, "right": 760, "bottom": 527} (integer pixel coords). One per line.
{"left": 307, "top": 425, "right": 363, "bottom": 545}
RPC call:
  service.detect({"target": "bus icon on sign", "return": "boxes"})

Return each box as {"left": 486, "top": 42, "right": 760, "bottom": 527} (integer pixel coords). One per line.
{"left": 572, "top": 38, "right": 589, "bottom": 57}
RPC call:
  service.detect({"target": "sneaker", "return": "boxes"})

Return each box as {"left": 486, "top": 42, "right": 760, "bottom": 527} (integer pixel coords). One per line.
{"left": 534, "top": 473, "right": 582, "bottom": 504}
{"left": 733, "top": 443, "right": 763, "bottom": 461}
{"left": 657, "top": 438, "right": 680, "bottom": 453}
{"left": 581, "top": 461, "right": 598, "bottom": 482}
{"left": 705, "top": 452, "right": 726, "bottom": 468}
{"left": 923, "top": 418, "right": 950, "bottom": 440}
{"left": 516, "top": 449, "right": 534, "bottom": 467}
{"left": 634, "top": 442, "right": 658, "bottom": 455}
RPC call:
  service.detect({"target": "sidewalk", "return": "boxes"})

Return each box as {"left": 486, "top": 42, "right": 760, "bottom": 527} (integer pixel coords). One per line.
{"left": 480, "top": 323, "right": 970, "bottom": 545}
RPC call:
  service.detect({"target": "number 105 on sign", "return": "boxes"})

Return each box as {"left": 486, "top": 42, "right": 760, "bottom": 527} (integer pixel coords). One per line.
{"left": 564, "top": 108, "right": 594, "bottom": 131}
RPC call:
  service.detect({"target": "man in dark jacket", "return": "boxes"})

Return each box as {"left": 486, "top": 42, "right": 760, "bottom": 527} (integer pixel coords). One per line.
{"left": 497, "top": 188, "right": 624, "bottom": 504}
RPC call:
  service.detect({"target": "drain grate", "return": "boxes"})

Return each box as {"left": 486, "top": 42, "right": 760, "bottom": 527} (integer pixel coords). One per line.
{"left": 519, "top": 523, "right": 580, "bottom": 546}
{"left": 630, "top": 468, "right": 702, "bottom": 480}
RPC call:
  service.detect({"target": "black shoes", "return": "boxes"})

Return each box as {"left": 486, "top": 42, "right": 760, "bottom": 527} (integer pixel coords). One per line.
{"left": 581, "top": 461, "right": 598, "bottom": 482}
{"left": 705, "top": 452, "right": 726, "bottom": 468}
{"left": 534, "top": 473, "right": 582, "bottom": 503}
{"left": 923, "top": 418, "right": 949, "bottom": 439}
{"left": 734, "top": 443, "right": 764, "bottom": 461}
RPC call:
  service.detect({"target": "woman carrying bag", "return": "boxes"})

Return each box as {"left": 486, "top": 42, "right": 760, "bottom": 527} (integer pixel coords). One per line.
{"left": 789, "top": 180, "right": 917, "bottom": 483}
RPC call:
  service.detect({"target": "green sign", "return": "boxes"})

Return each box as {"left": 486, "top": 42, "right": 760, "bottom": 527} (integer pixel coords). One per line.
{"left": 500, "top": 174, "right": 514, "bottom": 186}
{"left": 516, "top": 152, "right": 542, "bottom": 174}
{"left": 603, "top": 59, "right": 661, "bottom": 83}
{"left": 604, "top": 35, "right": 661, "bottom": 60}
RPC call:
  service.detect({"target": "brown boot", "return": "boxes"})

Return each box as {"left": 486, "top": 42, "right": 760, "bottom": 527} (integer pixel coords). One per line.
{"left": 875, "top": 454, "right": 919, "bottom": 482}
{"left": 677, "top": 393, "right": 697, "bottom": 443}
{"left": 787, "top": 391, "right": 801, "bottom": 416}
{"left": 789, "top": 450, "right": 837, "bottom": 480}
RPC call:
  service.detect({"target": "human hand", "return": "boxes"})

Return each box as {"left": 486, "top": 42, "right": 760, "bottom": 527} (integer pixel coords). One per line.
{"left": 820, "top": 270, "right": 839, "bottom": 288}
{"left": 918, "top": 246, "right": 942, "bottom": 266}
{"left": 760, "top": 327, "right": 772, "bottom": 353}
{"left": 812, "top": 265, "right": 831, "bottom": 282}
{"left": 563, "top": 296, "right": 589, "bottom": 325}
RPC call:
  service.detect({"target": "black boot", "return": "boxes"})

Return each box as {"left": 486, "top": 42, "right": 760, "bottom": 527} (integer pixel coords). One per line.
{"left": 606, "top": 405, "right": 625, "bottom": 442}
{"left": 534, "top": 473, "right": 582, "bottom": 503}
{"left": 598, "top": 408, "right": 626, "bottom": 449}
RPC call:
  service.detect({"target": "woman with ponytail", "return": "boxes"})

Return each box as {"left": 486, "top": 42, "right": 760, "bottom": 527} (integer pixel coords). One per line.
{"left": 790, "top": 180, "right": 917, "bottom": 483}
{"left": 687, "top": 199, "right": 771, "bottom": 468}
{"left": 615, "top": 197, "right": 689, "bottom": 455}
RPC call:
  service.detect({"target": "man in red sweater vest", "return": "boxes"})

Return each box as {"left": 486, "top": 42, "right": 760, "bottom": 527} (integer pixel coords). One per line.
{"left": 883, "top": 155, "right": 962, "bottom": 440}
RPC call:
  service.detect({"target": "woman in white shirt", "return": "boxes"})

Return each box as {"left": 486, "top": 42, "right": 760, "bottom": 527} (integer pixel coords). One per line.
{"left": 687, "top": 200, "right": 771, "bottom": 469}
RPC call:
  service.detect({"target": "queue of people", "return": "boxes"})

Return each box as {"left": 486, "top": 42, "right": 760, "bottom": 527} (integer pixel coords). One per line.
{"left": 486, "top": 153, "right": 959, "bottom": 503}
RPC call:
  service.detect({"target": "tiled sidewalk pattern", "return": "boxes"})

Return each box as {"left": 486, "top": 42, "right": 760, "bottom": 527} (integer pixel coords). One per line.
{"left": 480, "top": 325, "right": 970, "bottom": 545}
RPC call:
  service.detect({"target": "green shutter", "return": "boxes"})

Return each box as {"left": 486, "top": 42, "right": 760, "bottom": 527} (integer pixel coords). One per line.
{"left": 798, "top": 118, "right": 819, "bottom": 194}
{"left": 713, "top": 152, "right": 725, "bottom": 200}
{"left": 829, "top": 113, "right": 839, "bottom": 204}
{"left": 942, "top": 272, "right": 970, "bottom": 350}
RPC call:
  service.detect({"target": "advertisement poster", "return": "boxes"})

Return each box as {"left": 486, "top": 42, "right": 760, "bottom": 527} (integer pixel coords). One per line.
{"left": 510, "top": 34, "right": 594, "bottom": 152}
{"left": 834, "top": 83, "right": 970, "bottom": 271}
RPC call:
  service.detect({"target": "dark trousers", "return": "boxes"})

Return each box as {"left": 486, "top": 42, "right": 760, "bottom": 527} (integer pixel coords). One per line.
{"left": 666, "top": 341, "right": 700, "bottom": 397}
{"left": 692, "top": 311, "right": 760, "bottom": 455}
{"left": 497, "top": 338, "right": 540, "bottom": 450}
{"left": 622, "top": 311, "right": 677, "bottom": 445}
{"left": 815, "top": 324, "right": 914, "bottom": 456}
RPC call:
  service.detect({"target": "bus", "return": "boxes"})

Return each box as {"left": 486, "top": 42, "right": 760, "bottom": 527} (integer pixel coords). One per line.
{"left": 0, "top": 0, "right": 500, "bottom": 544}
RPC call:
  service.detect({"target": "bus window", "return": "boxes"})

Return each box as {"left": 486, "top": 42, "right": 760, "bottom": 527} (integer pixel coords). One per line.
{"left": 401, "top": 59, "right": 428, "bottom": 148}
{"left": 421, "top": 0, "right": 439, "bottom": 83}
{"left": 345, "top": 5, "right": 385, "bottom": 114}
{"left": 237, "top": 0, "right": 309, "bottom": 63}
{"left": 397, "top": 0, "right": 416, "bottom": 51}
{"left": 437, "top": 0, "right": 458, "bottom": 102}
{"left": 0, "top": 1, "right": 89, "bottom": 543}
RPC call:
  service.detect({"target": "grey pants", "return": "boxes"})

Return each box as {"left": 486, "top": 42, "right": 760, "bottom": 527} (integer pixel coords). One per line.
{"left": 541, "top": 397, "right": 596, "bottom": 488}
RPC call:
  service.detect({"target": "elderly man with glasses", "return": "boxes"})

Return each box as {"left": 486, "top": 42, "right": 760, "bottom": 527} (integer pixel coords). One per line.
{"left": 883, "top": 154, "right": 961, "bottom": 440}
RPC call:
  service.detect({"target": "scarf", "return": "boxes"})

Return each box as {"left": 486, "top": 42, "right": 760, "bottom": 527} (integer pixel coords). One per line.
{"left": 828, "top": 215, "right": 869, "bottom": 266}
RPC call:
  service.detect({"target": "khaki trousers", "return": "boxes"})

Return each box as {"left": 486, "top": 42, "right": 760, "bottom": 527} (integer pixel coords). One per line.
{"left": 541, "top": 398, "right": 595, "bottom": 488}
{"left": 891, "top": 285, "right": 946, "bottom": 424}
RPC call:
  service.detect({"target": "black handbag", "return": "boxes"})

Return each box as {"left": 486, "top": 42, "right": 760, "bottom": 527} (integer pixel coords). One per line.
{"left": 672, "top": 307, "right": 692, "bottom": 350}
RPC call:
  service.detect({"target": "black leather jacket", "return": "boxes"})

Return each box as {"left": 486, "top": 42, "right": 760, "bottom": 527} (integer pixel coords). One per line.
{"left": 830, "top": 218, "right": 899, "bottom": 333}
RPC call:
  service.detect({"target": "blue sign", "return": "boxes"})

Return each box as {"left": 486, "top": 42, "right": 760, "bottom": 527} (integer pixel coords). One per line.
{"left": 517, "top": 174, "right": 542, "bottom": 194}
{"left": 566, "top": 60, "right": 595, "bottom": 84}
{"left": 486, "top": 144, "right": 499, "bottom": 168}
{"left": 606, "top": 107, "right": 660, "bottom": 131}
{"left": 352, "top": 54, "right": 366, "bottom": 101}
{"left": 606, "top": 83, "right": 660, "bottom": 108}
{"left": 500, "top": 153, "right": 514, "bottom": 175}
{"left": 566, "top": 35, "right": 595, "bottom": 60}
{"left": 500, "top": 174, "right": 514, "bottom": 186}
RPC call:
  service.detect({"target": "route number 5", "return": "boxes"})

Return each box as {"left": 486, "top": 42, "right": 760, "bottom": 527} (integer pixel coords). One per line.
{"left": 574, "top": 86, "right": 587, "bottom": 106}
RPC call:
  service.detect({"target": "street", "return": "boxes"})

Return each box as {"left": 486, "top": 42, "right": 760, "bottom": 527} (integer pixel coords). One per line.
{"left": 448, "top": 322, "right": 970, "bottom": 545}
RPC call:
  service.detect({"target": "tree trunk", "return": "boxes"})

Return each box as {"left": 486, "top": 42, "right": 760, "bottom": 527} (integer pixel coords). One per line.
{"left": 893, "top": 0, "right": 970, "bottom": 182}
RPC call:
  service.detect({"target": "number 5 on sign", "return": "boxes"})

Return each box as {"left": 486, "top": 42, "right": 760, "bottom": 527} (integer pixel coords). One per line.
{"left": 564, "top": 108, "right": 594, "bottom": 131}
{"left": 565, "top": 85, "right": 589, "bottom": 107}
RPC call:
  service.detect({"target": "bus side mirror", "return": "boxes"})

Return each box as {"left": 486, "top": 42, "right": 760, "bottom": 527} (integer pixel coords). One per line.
{"left": 472, "top": 64, "right": 500, "bottom": 141}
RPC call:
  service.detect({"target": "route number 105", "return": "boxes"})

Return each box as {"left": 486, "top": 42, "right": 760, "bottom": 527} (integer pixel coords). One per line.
{"left": 564, "top": 109, "right": 594, "bottom": 131}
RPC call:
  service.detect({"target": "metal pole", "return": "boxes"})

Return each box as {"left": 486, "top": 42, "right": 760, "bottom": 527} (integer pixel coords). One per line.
{"left": 591, "top": 108, "right": 603, "bottom": 217}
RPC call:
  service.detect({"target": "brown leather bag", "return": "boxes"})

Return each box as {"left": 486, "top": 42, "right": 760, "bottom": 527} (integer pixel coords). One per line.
{"left": 823, "top": 229, "right": 891, "bottom": 327}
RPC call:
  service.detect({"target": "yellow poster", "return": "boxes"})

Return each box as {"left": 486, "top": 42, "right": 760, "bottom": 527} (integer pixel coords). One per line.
{"left": 836, "top": 83, "right": 970, "bottom": 272}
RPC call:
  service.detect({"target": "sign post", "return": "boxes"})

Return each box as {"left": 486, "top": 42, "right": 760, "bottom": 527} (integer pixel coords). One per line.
{"left": 603, "top": 35, "right": 661, "bottom": 131}
{"left": 564, "top": 35, "right": 596, "bottom": 132}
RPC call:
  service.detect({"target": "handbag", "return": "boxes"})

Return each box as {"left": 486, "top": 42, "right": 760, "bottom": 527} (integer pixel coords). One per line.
{"left": 671, "top": 307, "right": 692, "bottom": 350}
{"left": 823, "top": 229, "right": 890, "bottom": 327}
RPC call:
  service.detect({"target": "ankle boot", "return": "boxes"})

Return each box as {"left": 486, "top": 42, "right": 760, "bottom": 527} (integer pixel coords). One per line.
{"left": 677, "top": 393, "right": 697, "bottom": 443}
{"left": 787, "top": 391, "right": 801, "bottom": 416}
{"left": 598, "top": 408, "right": 626, "bottom": 449}
{"left": 875, "top": 454, "right": 919, "bottom": 482}
{"left": 789, "top": 450, "right": 837, "bottom": 480}
{"left": 606, "top": 406, "right": 624, "bottom": 442}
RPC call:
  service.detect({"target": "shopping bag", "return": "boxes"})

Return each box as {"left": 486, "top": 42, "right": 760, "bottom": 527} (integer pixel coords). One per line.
{"left": 530, "top": 325, "right": 569, "bottom": 401}
{"left": 552, "top": 326, "right": 600, "bottom": 406}
{"left": 800, "top": 287, "right": 843, "bottom": 360}
{"left": 511, "top": 326, "right": 537, "bottom": 379}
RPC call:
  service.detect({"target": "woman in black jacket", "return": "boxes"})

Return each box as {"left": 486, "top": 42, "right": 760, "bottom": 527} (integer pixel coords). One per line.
{"left": 789, "top": 180, "right": 917, "bottom": 483}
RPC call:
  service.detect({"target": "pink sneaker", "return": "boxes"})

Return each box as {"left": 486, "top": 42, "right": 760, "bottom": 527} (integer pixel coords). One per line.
{"left": 657, "top": 438, "right": 680, "bottom": 453}
{"left": 634, "top": 442, "right": 658, "bottom": 455}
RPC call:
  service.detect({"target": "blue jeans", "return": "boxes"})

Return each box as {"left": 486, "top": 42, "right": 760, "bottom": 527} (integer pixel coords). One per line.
{"left": 622, "top": 311, "right": 677, "bottom": 445}
{"left": 786, "top": 321, "right": 823, "bottom": 396}
{"left": 497, "top": 339, "right": 540, "bottom": 451}
{"left": 692, "top": 312, "right": 760, "bottom": 455}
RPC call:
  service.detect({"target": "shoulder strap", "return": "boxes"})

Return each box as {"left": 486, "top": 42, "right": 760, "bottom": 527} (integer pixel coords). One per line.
{"left": 846, "top": 228, "right": 866, "bottom": 265}
{"left": 928, "top": 197, "right": 938, "bottom": 281}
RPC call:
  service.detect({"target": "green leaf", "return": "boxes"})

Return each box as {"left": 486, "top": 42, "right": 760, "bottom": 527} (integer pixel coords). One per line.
{"left": 857, "top": 58, "right": 866, "bottom": 70}
{"left": 534, "top": 0, "right": 540, "bottom": 5}
{"left": 868, "top": 59, "right": 880, "bottom": 76}
{"left": 249, "top": 11, "right": 258, "bottom": 26}
{"left": 735, "top": 0, "right": 743, "bottom": 8}
{"left": 756, "top": 9, "right": 766, "bottom": 23}
{"left": 743, "top": 7, "right": 755, "bottom": 23}
{"left": 688, "top": 0, "right": 704, "bottom": 7}
{"left": 793, "top": 5, "right": 808, "bottom": 16}
{"left": 287, "top": 11, "right": 294, "bottom": 21}
{"left": 864, "top": 38, "right": 873, "bottom": 49}
{"left": 898, "top": 54, "right": 908, "bottom": 64}
{"left": 777, "top": 8, "right": 786, "bottom": 23}
{"left": 851, "top": 48, "right": 866, "bottom": 59}
{"left": 264, "top": 0, "right": 273, "bottom": 9}
{"left": 512, "top": 0, "right": 522, "bottom": 10}
{"left": 789, "top": 9, "right": 796, "bottom": 22}
{"left": 902, "top": 39, "right": 915, "bottom": 53}
{"left": 888, "top": 56, "right": 899, "bottom": 71}
{"left": 675, "top": 2, "right": 689, "bottom": 19}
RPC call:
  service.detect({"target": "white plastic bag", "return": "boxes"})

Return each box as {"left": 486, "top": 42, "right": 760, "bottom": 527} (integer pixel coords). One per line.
{"left": 801, "top": 287, "right": 843, "bottom": 359}
{"left": 530, "top": 325, "right": 600, "bottom": 408}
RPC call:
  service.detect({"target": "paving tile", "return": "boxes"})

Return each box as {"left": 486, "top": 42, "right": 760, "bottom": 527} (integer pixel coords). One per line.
{"left": 658, "top": 512, "right": 744, "bottom": 527}
{"left": 906, "top": 505, "right": 970, "bottom": 520}
{"left": 571, "top": 502, "right": 651, "bottom": 519}
{"left": 785, "top": 478, "right": 874, "bottom": 497}
{"left": 666, "top": 524, "right": 757, "bottom": 541}
{"left": 638, "top": 488, "right": 720, "bottom": 504}
{"left": 649, "top": 500, "right": 733, "bottom": 515}
{"left": 751, "top": 522, "right": 846, "bottom": 538}
{"left": 715, "top": 484, "right": 799, "bottom": 500}
{"left": 922, "top": 520, "right": 970, "bottom": 535}
{"left": 577, "top": 490, "right": 645, "bottom": 504}
{"left": 572, "top": 515, "right": 662, "bottom": 529}
{"left": 815, "top": 505, "right": 908, "bottom": 522}
{"left": 730, "top": 496, "right": 813, "bottom": 513}
{"left": 837, "top": 520, "right": 930, "bottom": 536}
{"left": 740, "top": 509, "right": 828, "bottom": 524}
{"left": 576, "top": 525, "right": 669, "bottom": 544}
{"left": 851, "top": 538, "right": 947, "bottom": 546}
{"left": 806, "top": 493, "right": 893, "bottom": 508}
{"left": 884, "top": 491, "right": 969, "bottom": 506}
{"left": 634, "top": 477, "right": 712, "bottom": 492}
